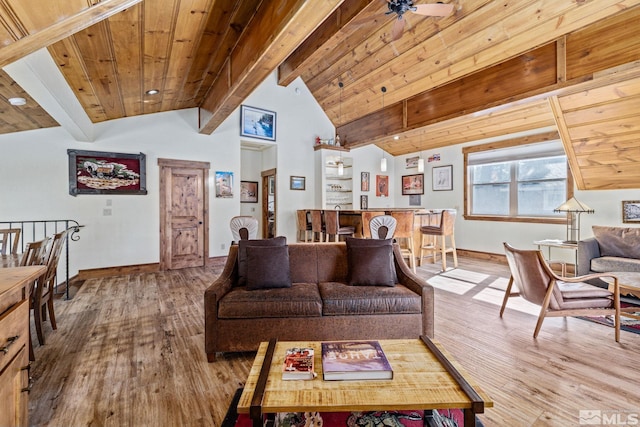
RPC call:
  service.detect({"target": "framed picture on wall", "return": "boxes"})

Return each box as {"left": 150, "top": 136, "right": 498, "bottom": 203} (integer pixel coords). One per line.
{"left": 622, "top": 200, "right": 640, "bottom": 223}
{"left": 240, "top": 181, "right": 258, "bottom": 203}
{"left": 215, "top": 171, "right": 234, "bottom": 198}
{"left": 240, "top": 105, "right": 276, "bottom": 141}
{"left": 360, "top": 195, "right": 368, "bottom": 210}
{"left": 432, "top": 165, "right": 453, "bottom": 191}
{"left": 402, "top": 174, "right": 424, "bottom": 195}
{"left": 67, "top": 149, "right": 147, "bottom": 196}
{"left": 376, "top": 175, "right": 389, "bottom": 197}
{"left": 361, "top": 172, "right": 370, "bottom": 191}
{"left": 290, "top": 176, "right": 306, "bottom": 190}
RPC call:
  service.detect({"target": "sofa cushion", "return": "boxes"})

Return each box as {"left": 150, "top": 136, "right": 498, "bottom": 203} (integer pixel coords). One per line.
{"left": 591, "top": 256, "right": 640, "bottom": 273}
{"left": 592, "top": 226, "right": 640, "bottom": 259}
{"left": 218, "top": 283, "right": 322, "bottom": 319}
{"left": 245, "top": 245, "right": 292, "bottom": 290}
{"left": 237, "top": 236, "right": 286, "bottom": 286}
{"left": 346, "top": 237, "right": 395, "bottom": 287}
{"left": 319, "top": 282, "right": 421, "bottom": 315}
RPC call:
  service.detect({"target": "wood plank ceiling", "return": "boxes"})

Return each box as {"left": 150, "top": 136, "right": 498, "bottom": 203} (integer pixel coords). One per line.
{"left": 0, "top": 0, "right": 639, "bottom": 190}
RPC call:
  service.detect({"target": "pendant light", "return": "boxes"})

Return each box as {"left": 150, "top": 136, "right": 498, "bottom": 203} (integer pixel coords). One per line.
{"left": 380, "top": 86, "right": 387, "bottom": 172}
{"left": 417, "top": 131, "right": 425, "bottom": 173}
{"left": 337, "top": 81, "right": 344, "bottom": 175}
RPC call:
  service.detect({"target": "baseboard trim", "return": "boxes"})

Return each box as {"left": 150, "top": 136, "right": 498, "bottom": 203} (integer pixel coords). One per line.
{"left": 456, "top": 248, "right": 507, "bottom": 264}
{"left": 77, "top": 257, "right": 226, "bottom": 280}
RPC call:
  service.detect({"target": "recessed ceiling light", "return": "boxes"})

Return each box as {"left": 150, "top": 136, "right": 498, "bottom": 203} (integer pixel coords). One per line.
{"left": 145, "top": 89, "right": 159, "bottom": 95}
{"left": 393, "top": 135, "right": 399, "bottom": 140}
{"left": 8, "top": 97, "right": 26, "bottom": 106}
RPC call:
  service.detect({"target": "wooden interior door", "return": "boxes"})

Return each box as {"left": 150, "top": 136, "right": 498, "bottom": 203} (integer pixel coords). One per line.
{"left": 159, "top": 159, "right": 209, "bottom": 270}
{"left": 261, "top": 168, "right": 276, "bottom": 238}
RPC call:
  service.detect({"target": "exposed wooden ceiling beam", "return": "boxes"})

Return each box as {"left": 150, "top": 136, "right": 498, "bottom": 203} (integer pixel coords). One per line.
{"left": 277, "top": 0, "right": 381, "bottom": 87}
{"left": 0, "top": 0, "right": 142, "bottom": 69}
{"left": 198, "top": 0, "right": 344, "bottom": 135}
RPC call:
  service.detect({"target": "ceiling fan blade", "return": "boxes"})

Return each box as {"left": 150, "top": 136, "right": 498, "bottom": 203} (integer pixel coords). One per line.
{"left": 391, "top": 16, "right": 405, "bottom": 41}
{"left": 413, "top": 3, "right": 454, "bottom": 17}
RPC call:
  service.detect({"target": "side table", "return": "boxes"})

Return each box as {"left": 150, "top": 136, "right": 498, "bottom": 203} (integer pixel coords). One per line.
{"left": 533, "top": 239, "right": 578, "bottom": 276}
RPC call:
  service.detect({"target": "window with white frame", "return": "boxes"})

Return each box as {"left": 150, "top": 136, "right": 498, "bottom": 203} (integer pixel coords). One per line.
{"left": 465, "top": 140, "right": 570, "bottom": 221}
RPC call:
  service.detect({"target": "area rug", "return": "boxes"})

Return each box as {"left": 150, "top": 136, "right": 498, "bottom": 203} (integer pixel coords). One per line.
{"left": 221, "top": 388, "right": 484, "bottom": 427}
{"left": 577, "top": 302, "right": 640, "bottom": 335}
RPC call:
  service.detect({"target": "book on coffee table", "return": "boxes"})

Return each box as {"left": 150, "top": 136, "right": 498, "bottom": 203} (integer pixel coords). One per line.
{"left": 282, "top": 347, "right": 315, "bottom": 380}
{"left": 321, "top": 340, "right": 393, "bottom": 381}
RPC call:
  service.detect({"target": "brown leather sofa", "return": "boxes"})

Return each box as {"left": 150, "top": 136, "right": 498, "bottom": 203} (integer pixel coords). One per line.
{"left": 204, "top": 241, "right": 435, "bottom": 362}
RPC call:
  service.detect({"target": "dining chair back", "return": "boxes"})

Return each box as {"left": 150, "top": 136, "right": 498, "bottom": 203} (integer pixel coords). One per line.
{"left": 360, "top": 211, "right": 385, "bottom": 238}
{"left": 20, "top": 237, "right": 51, "bottom": 361}
{"left": 296, "top": 210, "right": 312, "bottom": 242}
{"left": 390, "top": 211, "right": 416, "bottom": 273}
{"left": 33, "top": 230, "right": 70, "bottom": 345}
{"left": 0, "top": 228, "right": 21, "bottom": 255}
{"left": 230, "top": 216, "right": 258, "bottom": 242}
{"left": 369, "top": 215, "right": 397, "bottom": 240}
{"left": 501, "top": 242, "right": 621, "bottom": 341}
{"left": 310, "top": 210, "right": 325, "bottom": 242}
{"left": 324, "top": 210, "right": 355, "bottom": 242}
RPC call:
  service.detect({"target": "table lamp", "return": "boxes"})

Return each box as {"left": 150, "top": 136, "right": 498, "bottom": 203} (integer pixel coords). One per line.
{"left": 553, "top": 197, "right": 594, "bottom": 244}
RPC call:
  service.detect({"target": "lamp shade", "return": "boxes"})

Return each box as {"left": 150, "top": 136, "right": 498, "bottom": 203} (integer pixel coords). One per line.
{"left": 417, "top": 158, "right": 424, "bottom": 173}
{"left": 380, "top": 157, "right": 387, "bottom": 172}
{"left": 553, "top": 197, "right": 594, "bottom": 214}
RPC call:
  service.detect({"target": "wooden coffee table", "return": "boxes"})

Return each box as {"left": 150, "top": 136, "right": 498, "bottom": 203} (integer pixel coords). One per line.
{"left": 604, "top": 272, "right": 640, "bottom": 320}
{"left": 237, "top": 337, "right": 492, "bottom": 427}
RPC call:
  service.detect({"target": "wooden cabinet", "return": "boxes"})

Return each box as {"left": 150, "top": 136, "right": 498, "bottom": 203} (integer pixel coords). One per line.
{"left": 0, "top": 266, "right": 46, "bottom": 427}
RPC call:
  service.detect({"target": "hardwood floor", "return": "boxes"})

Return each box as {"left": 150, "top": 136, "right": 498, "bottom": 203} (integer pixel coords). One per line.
{"left": 29, "top": 255, "right": 640, "bottom": 426}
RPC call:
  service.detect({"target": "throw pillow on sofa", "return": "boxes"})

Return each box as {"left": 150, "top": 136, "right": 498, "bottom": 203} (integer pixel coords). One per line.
{"left": 245, "top": 245, "right": 292, "bottom": 290}
{"left": 238, "top": 236, "right": 287, "bottom": 286}
{"left": 346, "top": 237, "right": 395, "bottom": 287}
{"left": 592, "top": 226, "right": 640, "bottom": 259}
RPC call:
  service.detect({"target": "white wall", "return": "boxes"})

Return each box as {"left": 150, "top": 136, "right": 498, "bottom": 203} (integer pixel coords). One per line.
{"left": 0, "top": 73, "right": 334, "bottom": 276}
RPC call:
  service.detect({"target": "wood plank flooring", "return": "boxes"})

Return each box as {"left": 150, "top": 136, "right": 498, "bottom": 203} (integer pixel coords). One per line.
{"left": 28, "top": 255, "right": 640, "bottom": 426}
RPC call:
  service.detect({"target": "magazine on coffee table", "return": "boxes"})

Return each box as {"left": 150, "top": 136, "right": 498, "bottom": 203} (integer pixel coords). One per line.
{"left": 282, "top": 347, "right": 315, "bottom": 380}
{"left": 321, "top": 340, "right": 393, "bottom": 381}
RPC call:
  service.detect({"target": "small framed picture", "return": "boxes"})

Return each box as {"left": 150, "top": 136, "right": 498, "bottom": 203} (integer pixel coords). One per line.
{"left": 240, "top": 105, "right": 276, "bottom": 141}
{"left": 290, "top": 176, "right": 305, "bottom": 190}
{"left": 432, "top": 165, "right": 453, "bottom": 191}
{"left": 360, "top": 195, "right": 368, "bottom": 210}
{"left": 376, "top": 175, "right": 389, "bottom": 197}
{"left": 240, "top": 181, "right": 258, "bottom": 203}
{"left": 361, "top": 172, "right": 370, "bottom": 192}
{"left": 622, "top": 200, "right": 640, "bottom": 223}
{"left": 402, "top": 174, "right": 424, "bottom": 195}
{"left": 215, "top": 171, "right": 234, "bottom": 198}
{"left": 67, "top": 149, "right": 147, "bottom": 196}
{"left": 405, "top": 156, "right": 419, "bottom": 169}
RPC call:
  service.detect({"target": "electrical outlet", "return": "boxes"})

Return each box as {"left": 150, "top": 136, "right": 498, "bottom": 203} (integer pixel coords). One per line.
{"left": 220, "top": 243, "right": 225, "bottom": 250}
{"left": 103, "top": 208, "right": 112, "bottom": 216}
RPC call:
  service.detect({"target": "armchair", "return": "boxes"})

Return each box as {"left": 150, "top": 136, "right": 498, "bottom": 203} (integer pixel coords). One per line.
{"left": 501, "top": 243, "right": 621, "bottom": 342}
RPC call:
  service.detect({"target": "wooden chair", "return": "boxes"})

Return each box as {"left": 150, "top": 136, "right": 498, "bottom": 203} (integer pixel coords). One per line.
{"left": 20, "top": 237, "right": 51, "bottom": 360}
{"left": 33, "top": 230, "right": 70, "bottom": 345}
{"left": 324, "top": 210, "right": 355, "bottom": 242}
{"left": 369, "top": 215, "right": 397, "bottom": 239}
{"left": 296, "top": 210, "right": 312, "bottom": 242}
{"left": 419, "top": 209, "right": 458, "bottom": 271}
{"left": 230, "top": 216, "right": 258, "bottom": 242}
{"left": 390, "top": 211, "right": 416, "bottom": 273}
{"left": 501, "top": 242, "right": 621, "bottom": 342}
{"left": 310, "top": 210, "right": 325, "bottom": 242}
{"left": 360, "top": 211, "right": 385, "bottom": 238}
{"left": 0, "top": 228, "right": 21, "bottom": 255}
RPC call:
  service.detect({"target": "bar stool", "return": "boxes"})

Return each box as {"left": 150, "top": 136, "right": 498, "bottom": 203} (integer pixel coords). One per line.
{"left": 390, "top": 211, "right": 416, "bottom": 273}
{"left": 296, "top": 210, "right": 312, "bottom": 242}
{"left": 369, "top": 215, "right": 397, "bottom": 239}
{"left": 419, "top": 209, "right": 458, "bottom": 271}
{"left": 360, "top": 211, "right": 385, "bottom": 238}
{"left": 324, "top": 210, "right": 355, "bottom": 242}
{"left": 310, "top": 210, "right": 325, "bottom": 242}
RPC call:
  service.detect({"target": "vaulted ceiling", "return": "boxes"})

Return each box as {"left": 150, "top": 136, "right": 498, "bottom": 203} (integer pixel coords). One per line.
{"left": 1, "top": 0, "right": 639, "bottom": 190}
